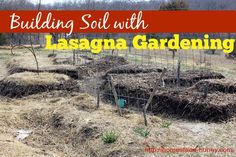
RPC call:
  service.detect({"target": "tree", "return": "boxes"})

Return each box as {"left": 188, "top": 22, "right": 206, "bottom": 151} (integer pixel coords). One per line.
{"left": 160, "top": 0, "right": 189, "bottom": 10}
{"left": 0, "top": 34, "right": 7, "bottom": 45}
{"left": 159, "top": 0, "right": 189, "bottom": 60}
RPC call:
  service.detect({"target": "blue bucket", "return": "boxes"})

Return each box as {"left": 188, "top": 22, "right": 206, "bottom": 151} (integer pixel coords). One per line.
{"left": 118, "top": 99, "right": 126, "bottom": 108}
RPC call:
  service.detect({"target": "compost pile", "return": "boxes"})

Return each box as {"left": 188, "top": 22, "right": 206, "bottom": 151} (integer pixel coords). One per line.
{"left": 104, "top": 70, "right": 225, "bottom": 90}
{"left": 0, "top": 72, "right": 80, "bottom": 98}
{"left": 7, "top": 57, "right": 79, "bottom": 79}
{"left": 102, "top": 66, "right": 236, "bottom": 122}
{"left": 105, "top": 64, "right": 163, "bottom": 75}
{"left": 81, "top": 56, "right": 129, "bottom": 73}
{"left": 195, "top": 79, "right": 236, "bottom": 94}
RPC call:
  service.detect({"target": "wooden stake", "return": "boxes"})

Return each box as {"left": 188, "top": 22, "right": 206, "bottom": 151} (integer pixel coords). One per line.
{"left": 96, "top": 87, "right": 100, "bottom": 109}
{"left": 143, "top": 105, "right": 148, "bottom": 126}
{"left": 143, "top": 68, "right": 167, "bottom": 126}
{"left": 73, "top": 49, "right": 76, "bottom": 65}
{"left": 203, "top": 82, "right": 208, "bottom": 99}
{"left": 177, "top": 60, "right": 181, "bottom": 88}
{"left": 109, "top": 75, "right": 122, "bottom": 116}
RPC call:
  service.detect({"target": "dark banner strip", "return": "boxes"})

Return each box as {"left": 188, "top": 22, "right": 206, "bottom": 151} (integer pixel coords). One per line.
{"left": 0, "top": 10, "right": 235, "bottom": 34}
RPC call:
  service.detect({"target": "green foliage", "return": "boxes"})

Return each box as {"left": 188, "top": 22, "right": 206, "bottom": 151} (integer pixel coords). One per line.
{"left": 102, "top": 131, "right": 119, "bottom": 144}
{"left": 0, "top": 34, "right": 7, "bottom": 45}
{"left": 133, "top": 127, "right": 151, "bottom": 138}
{"left": 161, "top": 121, "right": 172, "bottom": 128}
{"left": 160, "top": 0, "right": 189, "bottom": 10}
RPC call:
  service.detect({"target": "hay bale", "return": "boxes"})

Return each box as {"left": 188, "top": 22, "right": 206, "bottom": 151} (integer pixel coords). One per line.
{"left": 195, "top": 79, "right": 236, "bottom": 94}
{"left": 0, "top": 72, "right": 79, "bottom": 98}
{"left": 7, "top": 56, "right": 79, "bottom": 79}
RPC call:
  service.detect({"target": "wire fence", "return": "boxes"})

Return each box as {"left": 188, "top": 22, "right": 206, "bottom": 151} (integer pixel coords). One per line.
{"left": 55, "top": 33, "right": 231, "bottom": 117}
{"left": 7, "top": 32, "right": 234, "bottom": 123}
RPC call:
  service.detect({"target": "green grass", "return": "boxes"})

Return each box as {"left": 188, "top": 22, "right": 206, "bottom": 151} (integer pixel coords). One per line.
{"left": 133, "top": 127, "right": 151, "bottom": 138}
{"left": 161, "top": 121, "right": 172, "bottom": 128}
{"left": 102, "top": 131, "right": 119, "bottom": 144}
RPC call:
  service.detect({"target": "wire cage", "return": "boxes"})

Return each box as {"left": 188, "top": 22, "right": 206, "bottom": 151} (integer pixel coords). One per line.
{"left": 60, "top": 32, "right": 236, "bottom": 123}
{"left": 10, "top": 32, "right": 230, "bottom": 123}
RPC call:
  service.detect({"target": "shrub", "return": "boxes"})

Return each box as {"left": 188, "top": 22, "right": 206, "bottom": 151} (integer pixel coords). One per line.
{"left": 133, "top": 127, "right": 151, "bottom": 138}
{"left": 160, "top": 0, "right": 189, "bottom": 11}
{"left": 0, "top": 34, "right": 7, "bottom": 45}
{"left": 102, "top": 131, "right": 119, "bottom": 144}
